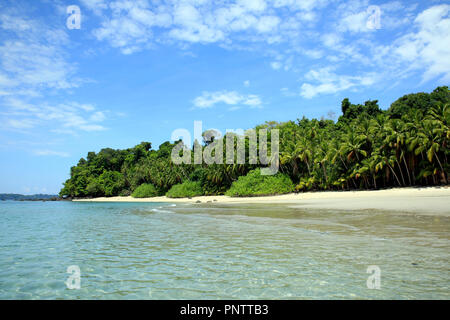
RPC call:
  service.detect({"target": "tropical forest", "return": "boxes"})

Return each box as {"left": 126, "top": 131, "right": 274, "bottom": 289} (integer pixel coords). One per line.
{"left": 60, "top": 86, "right": 449, "bottom": 198}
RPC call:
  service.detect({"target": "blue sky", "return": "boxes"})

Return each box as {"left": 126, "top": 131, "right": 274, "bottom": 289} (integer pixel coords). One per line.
{"left": 0, "top": 0, "right": 449, "bottom": 194}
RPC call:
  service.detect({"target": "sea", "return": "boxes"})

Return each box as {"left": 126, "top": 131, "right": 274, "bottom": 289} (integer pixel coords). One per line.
{"left": 0, "top": 200, "right": 448, "bottom": 299}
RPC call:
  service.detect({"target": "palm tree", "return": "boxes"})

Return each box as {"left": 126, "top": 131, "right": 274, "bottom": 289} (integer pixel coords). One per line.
{"left": 413, "top": 120, "right": 446, "bottom": 184}
{"left": 384, "top": 119, "right": 408, "bottom": 186}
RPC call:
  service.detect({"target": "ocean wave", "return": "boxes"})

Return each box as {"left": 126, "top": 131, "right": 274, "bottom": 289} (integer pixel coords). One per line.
{"left": 150, "top": 208, "right": 174, "bottom": 214}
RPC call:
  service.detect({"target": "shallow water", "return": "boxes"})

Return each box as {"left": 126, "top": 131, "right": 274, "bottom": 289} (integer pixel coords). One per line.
{"left": 0, "top": 201, "right": 448, "bottom": 299}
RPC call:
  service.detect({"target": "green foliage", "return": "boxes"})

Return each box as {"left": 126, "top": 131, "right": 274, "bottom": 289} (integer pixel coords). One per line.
{"left": 388, "top": 87, "right": 449, "bottom": 119}
{"left": 226, "top": 169, "right": 294, "bottom": 197}
{"left": 119, "top": 189, "right": 132, "bottom": 196}
{"left": 60, "top": 87, "right": 449, "bottom": 199}
{"left": 131, "top": 183, "right": 159, "bottom": 198}
{"left": 339, "top": 99, "right": 381, "bottom": 121}
{"left": 86, "top": 178, "right": 102, "bottom": 197}
{"left": 166, "top": 181, "right": 204, "bottom": 198}
{"left": 97, "top": 171, "right": 126, "bottom": 197}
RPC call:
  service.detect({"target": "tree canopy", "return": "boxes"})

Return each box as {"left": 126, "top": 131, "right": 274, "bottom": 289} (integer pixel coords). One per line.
{"left": 60, "top": 86, "right": 449, "bottom": 198}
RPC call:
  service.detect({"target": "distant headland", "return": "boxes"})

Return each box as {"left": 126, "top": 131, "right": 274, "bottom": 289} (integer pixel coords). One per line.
{"left": 0, "top": 194, "right": 61, "bottom": 201}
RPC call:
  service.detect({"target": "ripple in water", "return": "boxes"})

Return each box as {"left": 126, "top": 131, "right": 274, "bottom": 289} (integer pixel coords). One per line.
{"left": 0, "top": 201, "right": 448, "bottom": 299}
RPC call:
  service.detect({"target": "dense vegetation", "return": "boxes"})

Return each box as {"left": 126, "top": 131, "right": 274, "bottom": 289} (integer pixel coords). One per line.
{"left": 166, "top": 181, "right": 204, "bottom": 198}
{"left": 60, "top": 87, "right": 449, "bottom": 198}
{"left": 0, "top": 194, "right": 59, "bottom": 201}
{"left": 131, "top": 183, "right": 159, "bottom": 198}
{"left": 226, "top": 169, "right": 294, "bottom": 197}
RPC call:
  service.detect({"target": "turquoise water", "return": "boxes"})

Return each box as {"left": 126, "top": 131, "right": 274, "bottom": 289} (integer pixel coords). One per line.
{"left": 0, "top": 201, "right": 448, "bottom": 299}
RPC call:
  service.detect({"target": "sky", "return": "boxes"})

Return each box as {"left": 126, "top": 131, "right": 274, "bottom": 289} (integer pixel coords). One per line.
{"left": 0, "top": 0, "right": 449, "bottom": 194}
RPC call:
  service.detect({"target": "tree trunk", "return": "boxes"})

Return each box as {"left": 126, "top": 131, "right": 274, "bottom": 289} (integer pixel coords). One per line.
{"left": 305, "top": 160, "right": 311, "bottom": 176}
{"left": 388, "top": 163, "right": 402, "bottom": 187}
{"left": 322, "top": 163, "right": 328, "bottom": 184}
{"left": 434, "top": 151, "right": 447, "bottom": 183}
{"left": 402, "top": 155, "right": 412, "bottom": 186}
{"left": 364, "top": 176, "right": 369, "bottom": 189}
{"left": 396, "top": 160, "right": 406, "bottom": 186}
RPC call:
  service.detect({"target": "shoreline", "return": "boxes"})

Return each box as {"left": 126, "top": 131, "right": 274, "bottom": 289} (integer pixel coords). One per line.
{"left": 73, "top": 186, "right": 450, "bottom": 214}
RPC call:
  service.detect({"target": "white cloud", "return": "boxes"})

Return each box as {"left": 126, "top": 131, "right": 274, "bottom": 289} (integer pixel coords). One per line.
{"left": 80, "top": 0, "right": 108, "bottom": 15}
{"left": 2, "top": 0, "right": 445, "bottom": 110}
{"left": 168, "top": 2, "right": 227, "bottom": 43}
{"left": 335, "top": 0, "right": 412, "bottom": 33}
{"left": 392, "top": 4, "right": 450, "bottom": 82}
{"left": 1, "top": 99, "right": 108, "bottom": 133}
{"left": 85, "top": 0, "right": 320, "bottom": 53}
{"left": 193, "top": 90, "right": 262, "bottom": 109}
{"left": 338, "top": 10, "right": 371, "bottom": 33}
{"left": 34, "top": 150, "right": 70, "bottom": 157}
{"left": 0, "top": 13, "right": 77, "bottom": 95}
{"left": 244, "top": 80, "right": 250, "bottom": 87}
{"left": 0, "top": 40, "right": 76, "bottom": 90}
{"left": 80, "top": 1, "right": 448, "bottom": 93}
{"left": 300, "top": 67, "right": 377, "bottom": 98}
{"left": 270, "top": 55, "right": 293, "bottom": 71}
{"left": 90, "top": 111, "right": 106, "bottom": 122}
{"left": 238, "top": 0, "right": 267, "bottom": 12}
{"left": 243, "top": 94, "right": 262, "bottom": 106}
{"left": 270, "top": 61, "right": 282, "bottom": 70}
{"left": 7, "top": 119, "right": 36, "bottom": 129}
{"left": 0, "top": 10, "right": 105, "bottom": 139}
{"left": 92, "top": 1, "right": 172, "bottom": 54}
{"left": 302, "top": 49, "right": 324, "bottom": 59}
{"left": 255, "top": 15, "right": 280, "bottom": 33}
{"left": 313, "top": 1, "right": 416, "bottom": 71}
{"left": 273, "top": 0, "right": 326, "bottom": 11}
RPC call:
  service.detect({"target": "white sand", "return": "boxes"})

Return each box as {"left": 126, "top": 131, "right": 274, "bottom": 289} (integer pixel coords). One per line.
{"left": 73, "top": 186, "right": 450, "bottom": 214}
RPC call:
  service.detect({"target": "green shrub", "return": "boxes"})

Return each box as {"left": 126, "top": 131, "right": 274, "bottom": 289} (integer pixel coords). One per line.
{"left": 86, "top": 178, "right": 102, "bottom": 197}
{"left": 119, "top": 189, "right": 132, "bottom": 196}
{"left": 131, "top": 183, "right": 159, "bottom": 198}
{"left": 225, "top": 168, "right": 294, "bottom": 197}
{"left": 166, "top": 181, "right": 204, "bottom": 198}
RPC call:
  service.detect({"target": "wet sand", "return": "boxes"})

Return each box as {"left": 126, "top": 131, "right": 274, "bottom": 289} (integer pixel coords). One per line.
{"left": 73, "top": 186, "right": 450, "bottom": 215}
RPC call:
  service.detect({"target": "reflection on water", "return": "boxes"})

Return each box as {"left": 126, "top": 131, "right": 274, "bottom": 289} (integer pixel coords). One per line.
{"left": 0, "top": 201, "right": 448, "bottom": 299}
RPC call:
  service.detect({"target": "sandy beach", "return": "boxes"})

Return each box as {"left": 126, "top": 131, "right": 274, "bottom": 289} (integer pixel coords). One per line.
{"left": 73, "top": 186, "right": 450, "bottom": 214}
